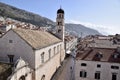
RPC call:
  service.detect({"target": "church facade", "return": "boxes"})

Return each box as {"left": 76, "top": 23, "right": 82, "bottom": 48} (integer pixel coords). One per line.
{"left": 0, "top": 8, "right": 65, "bottom": 80}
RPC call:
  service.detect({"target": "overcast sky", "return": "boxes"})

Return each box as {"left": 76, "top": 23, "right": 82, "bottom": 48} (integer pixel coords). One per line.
{"left": 0, "top": 0, "right": 120, "bottom": 35}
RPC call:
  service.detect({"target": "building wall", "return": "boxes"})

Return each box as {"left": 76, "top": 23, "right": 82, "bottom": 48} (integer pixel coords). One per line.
{"left": 0, "top": 30, "right": 65, "bottom": 80}
{"left": 35, "top": 42, "right": 65, "bottom": 80}
{"left": 56, "top": 12, "right": 65, "bottom": 42}
{"left": 66, "top": 38, "right": 77, "bottom": 51}
{"left": 8, "top": 58, "right": 32, "bottom": 80}
{"left": 75, "top": 60, "right": 120, "bottom": 80}
{"left": 0, "top": 30, "right": 35, "bottom": 68}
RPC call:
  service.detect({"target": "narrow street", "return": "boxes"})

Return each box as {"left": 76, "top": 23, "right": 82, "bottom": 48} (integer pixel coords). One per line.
{"left": 51, "top": 50, "right": 76, "bottom": 80}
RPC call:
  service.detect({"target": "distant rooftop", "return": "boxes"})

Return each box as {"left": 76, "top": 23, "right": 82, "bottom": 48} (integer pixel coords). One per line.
{"left": 65, "top": 35, "right": 76, "bottom": 42}
{"left": 76, "top": 47, "right": 120, "bottom": 63}
{"left": 88, "top": 39, "right": 120, "bottom": 48}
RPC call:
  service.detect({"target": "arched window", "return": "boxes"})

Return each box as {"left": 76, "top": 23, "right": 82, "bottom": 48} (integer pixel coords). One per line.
{"left": 57, "top": 45, "right": 59, "bottom": 53}
{"left": 41, "top": 52, "right": 45, "bottom": 63}
{"left": 54, "top": 47, "right": 56, "bottom": 55}
{"left": 48, "top": 49, "right": 51, "bottom": 59}
{"left": 41, "top": 75, "right": 45, "bottom": 80}
{"left": 60, "top": 44, "right": 62, "bottom": 50}
{"left": 19, "top": 75, "right": 25, "bottom": 80}
{"left": 60, "top": 44, "right": 62, "bottom": 53}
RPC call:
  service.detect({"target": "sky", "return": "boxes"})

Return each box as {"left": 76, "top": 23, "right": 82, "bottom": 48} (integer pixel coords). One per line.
{"left": 0, "top": 0, "right": 120, "bottom": 35}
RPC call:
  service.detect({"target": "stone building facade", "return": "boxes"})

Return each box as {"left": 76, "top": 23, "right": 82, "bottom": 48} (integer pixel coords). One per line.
{"left": 0, "top": 8, "right": 65, "bottom": 80}
{"left": 8, "top": 58, "right": 32, "bottom": 80}
{"left": 75, "top": 47, "right": 120, "bottom": 80}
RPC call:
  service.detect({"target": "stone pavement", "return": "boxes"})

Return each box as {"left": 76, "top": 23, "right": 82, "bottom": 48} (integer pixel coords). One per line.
{"left": 51, "top": 55, "right": 75, "bottom": 80}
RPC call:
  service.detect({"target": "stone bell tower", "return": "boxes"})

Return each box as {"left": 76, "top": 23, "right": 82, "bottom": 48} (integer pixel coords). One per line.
{"left": 56, "top": 7, "right": 65, "bottom": 42}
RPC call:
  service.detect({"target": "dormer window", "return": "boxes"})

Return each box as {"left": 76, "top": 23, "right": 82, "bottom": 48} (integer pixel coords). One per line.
{"left": 113, "top": 53, "right": 119, "bottom": 59}
{"left": 96, "top": 52, "right": 103, "bottom": 58}
{"left": 112, "top": 52, "right": 120, "bottom": 59}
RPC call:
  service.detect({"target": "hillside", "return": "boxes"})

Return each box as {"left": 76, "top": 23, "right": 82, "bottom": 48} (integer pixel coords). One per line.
{"left": 0, "top": 2, "right": 55, "bottom": 27}
{"left": 65, "top": 23, "right": 101, "bottom": 37}
{"left": 0, "top": 2, "right": 101, "bottom": 37}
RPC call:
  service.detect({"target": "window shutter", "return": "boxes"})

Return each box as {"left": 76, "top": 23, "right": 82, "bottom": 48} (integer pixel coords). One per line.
{"left": 95, "top": 73, "right": 97, "bottom": 79}
{"left": 80, "top": 71, "right": 82, "bottom": 77}
{"left": 84, "top": 72, "right": 87, "bottom": 77}
{"left": 98, "top": 73, "right": 100, "bottom": 79}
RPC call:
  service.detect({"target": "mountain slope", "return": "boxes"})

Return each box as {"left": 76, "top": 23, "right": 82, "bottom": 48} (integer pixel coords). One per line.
{"left": 65, "top": 23, "right": 101, "bottom": 37}
{"left": 0, "top": 2, "right": 55, "bottom": 27}
{"left": 0, "top": 2, "right": 101, "bottom": 37}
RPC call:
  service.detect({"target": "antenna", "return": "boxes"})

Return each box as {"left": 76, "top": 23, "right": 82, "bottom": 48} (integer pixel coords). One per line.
{"left": 59, "top": 0, "right": 62, "bottom": 9}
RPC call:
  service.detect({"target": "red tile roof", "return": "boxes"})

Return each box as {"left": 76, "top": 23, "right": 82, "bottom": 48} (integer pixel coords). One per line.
{"left": 76, "top": 47, "right": 120, "bottom": 63}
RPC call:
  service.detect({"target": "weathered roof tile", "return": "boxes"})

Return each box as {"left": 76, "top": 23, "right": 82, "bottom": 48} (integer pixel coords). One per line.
{"left": 13, "top": 29, "right": 61, "bottom": 49}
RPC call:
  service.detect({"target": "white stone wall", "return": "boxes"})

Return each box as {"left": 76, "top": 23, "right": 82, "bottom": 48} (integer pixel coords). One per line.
{"left": 6, "top": 25, "right": 16, "bottom": 31}
{"left": 56, "top": 12, "right": 65, "bottom": 42}
{"left": 8, "top": 58, "right": 32, "bottom": 80}
{"left": 0, "top": 30, "right": 35, "bottom": 68}
{"left": 75, "top": 60, "right": 120, "bottom": 80}
{"left": 66, "top": 38, "right": 77, "bottom": 50}
{"left": 35, "top": 42, "right": 65, "bottom": 80}
{"left": 98, "top": 36, "right": 113, "bottom": 40}
{"left": 0, "top": 30, "right": 65, "bottom": 80}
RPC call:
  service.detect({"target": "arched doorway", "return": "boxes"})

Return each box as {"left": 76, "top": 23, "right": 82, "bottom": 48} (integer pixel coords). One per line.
{"left": 41, "top": 75, "right": 45, "bottom": 80}
{"left": 19, "top": 75, "right": 25, "bottom": 80}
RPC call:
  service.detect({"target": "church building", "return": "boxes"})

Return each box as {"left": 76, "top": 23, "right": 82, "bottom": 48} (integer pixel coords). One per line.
{"left": 0, "top": 8, "right": 65, "bottom": 80}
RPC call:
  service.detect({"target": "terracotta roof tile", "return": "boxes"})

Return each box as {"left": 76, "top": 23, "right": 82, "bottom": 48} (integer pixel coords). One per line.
{"left": 76, "top": 48, "right": 120, "bottom": 63}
